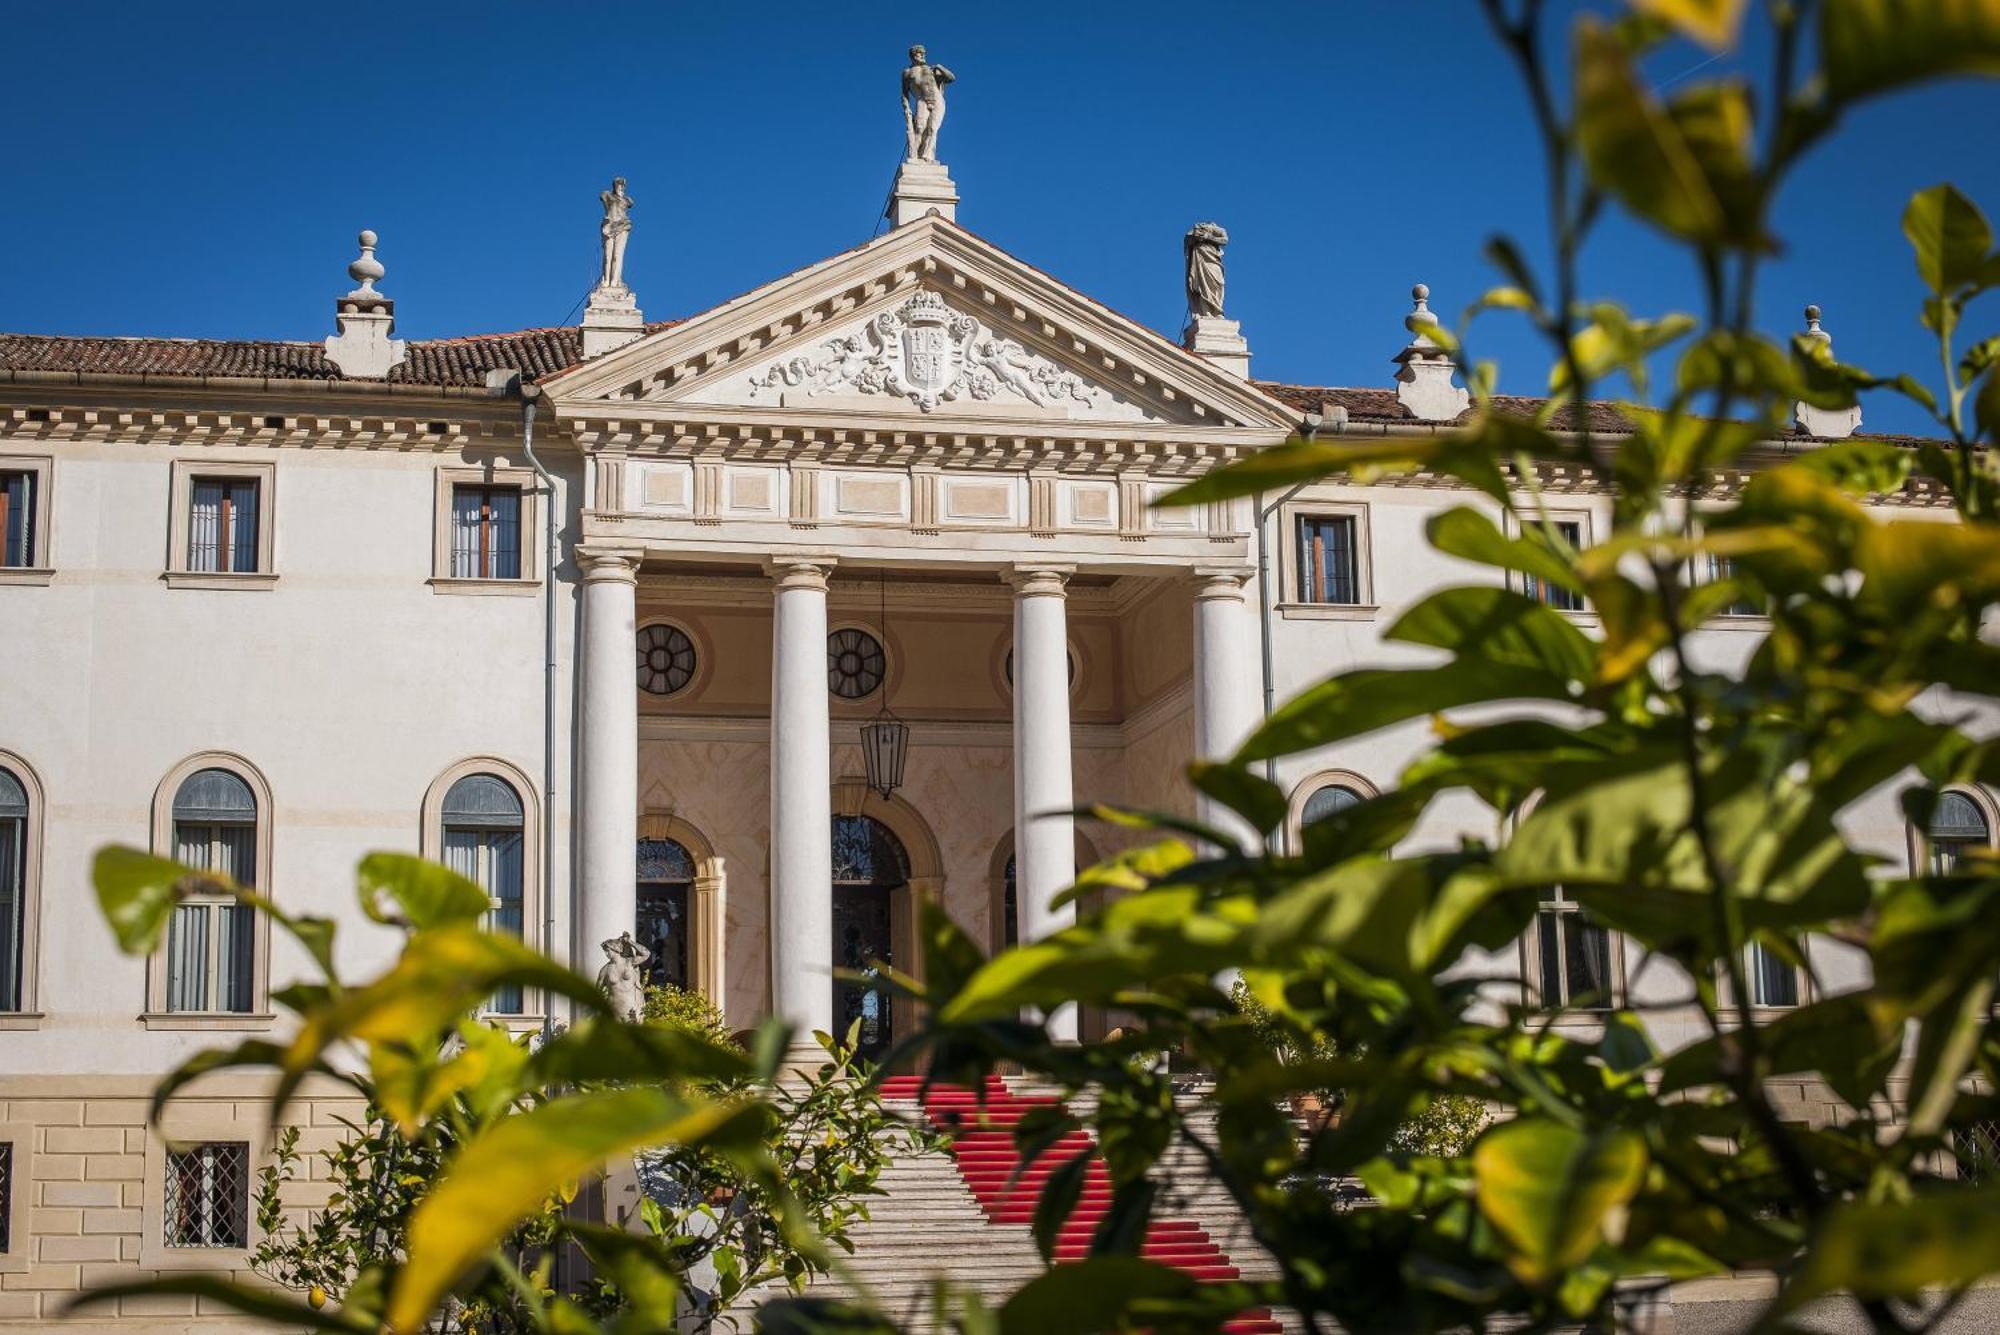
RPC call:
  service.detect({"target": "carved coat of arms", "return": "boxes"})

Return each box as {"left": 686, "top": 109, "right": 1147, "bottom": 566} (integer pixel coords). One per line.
{"left": 748, "top": 291, "right": 1100, "bottom": 414}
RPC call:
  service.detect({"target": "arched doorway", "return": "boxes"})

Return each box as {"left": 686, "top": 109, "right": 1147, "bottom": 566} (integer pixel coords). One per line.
{"left": 831, "top": 814, "right": 908, "bottom": 1060}
{"left": 635, "top": 836, "right": 694, "bottom": 991}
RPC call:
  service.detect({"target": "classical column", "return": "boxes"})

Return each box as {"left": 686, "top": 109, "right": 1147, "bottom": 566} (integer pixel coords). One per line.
{"left": 691, "top": 857, "right": 726, "bottom": 1010}
{"left": 768, "top": 558, "right": 836, "bottom": 1045}
{"left": 577, "top": 546, "right": 644, "bottom": 976}
{"left": 1192, "top": 568, "right": 1260, "bottom": 846}
{"left": 1008, "top": 565, "right": 1078, "bottom": 1042}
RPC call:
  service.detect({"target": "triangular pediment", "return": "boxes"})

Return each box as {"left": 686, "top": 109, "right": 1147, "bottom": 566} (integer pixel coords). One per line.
{"left": 542, "top": 216, "right": 1293, "bottom": 432}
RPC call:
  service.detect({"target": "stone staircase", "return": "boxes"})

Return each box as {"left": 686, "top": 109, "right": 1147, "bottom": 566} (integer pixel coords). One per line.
{"left": 750, "top": 1073, "right": 1287, "bottom": 1333}
{"left": 758, "top": 1131, "right": 1048, "bottom": 1328}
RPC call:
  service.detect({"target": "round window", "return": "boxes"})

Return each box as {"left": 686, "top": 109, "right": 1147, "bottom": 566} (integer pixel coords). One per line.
{"left": 827, "top": 628, "right": 885, "bottom": 699}
{"left": 636, "top": 624, "right": 697, "bottom": 696}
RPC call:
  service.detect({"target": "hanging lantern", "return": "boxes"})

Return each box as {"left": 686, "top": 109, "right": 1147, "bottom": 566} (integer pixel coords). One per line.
{"left": 861, "top": 569, "right": 909, "bottom": 800}
{"left": 861, "top": 707, "right": 909, "bottom": 800}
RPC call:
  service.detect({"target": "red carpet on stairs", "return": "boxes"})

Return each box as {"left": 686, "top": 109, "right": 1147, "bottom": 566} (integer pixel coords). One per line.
{"left": 879, "top": 1074, "right": 1281, "bottom": 1335}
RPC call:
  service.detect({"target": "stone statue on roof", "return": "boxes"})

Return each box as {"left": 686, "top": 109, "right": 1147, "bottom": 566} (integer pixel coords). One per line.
{"left": 901, "top": 45, "right": 955, "bottom": 163}
{"left": 598, "top": 177, "right": 634, "bottom": 292}
{"left": 1185, "top": 222, "right": 1229, "bottom": 321}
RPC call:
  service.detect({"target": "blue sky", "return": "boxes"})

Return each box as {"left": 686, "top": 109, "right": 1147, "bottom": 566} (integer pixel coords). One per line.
{"left": 3, "top": 2, "right": 1993, "bottom": 435}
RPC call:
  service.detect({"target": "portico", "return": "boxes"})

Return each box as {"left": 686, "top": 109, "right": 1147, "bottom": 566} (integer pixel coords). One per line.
{"left": 545, "top": 212, "right": 1292, "bottom": 1049}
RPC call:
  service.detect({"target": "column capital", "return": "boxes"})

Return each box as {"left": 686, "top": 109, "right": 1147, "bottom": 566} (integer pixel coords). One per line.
{"left": 576, "top": 544, "right": 645, "bottom": 582}
{"left": 764, "top": 555, "right": 838, "bottom": 592}
{"left": 1191, "top": 565, "right": 1254, "bottom": 601}
{"left": 1003, "top": 564, "right": 1075, "bottom": 598}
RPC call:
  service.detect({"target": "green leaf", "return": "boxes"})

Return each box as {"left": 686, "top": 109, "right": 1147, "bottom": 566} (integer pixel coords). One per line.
{"left": 1188, "top": 761, "right": 1289, "bottom": 837}
{"left": 1903, "top": 183, "right": 1996, "bottom": 297}
{"left": 1426, "top": 506, "right": 1580, "bottom": 593}
{"left": 997, "top": 1256, "right": 1198, "bottom": 1335}
{"left": 1822, "top": 0, "right": 2000, "bottom": 108}
{"left": 1657, "top": 994, "right": 1899, "bottom": 1107}
{"left": 1030, "top": 1150, "right": 1089, "bottom": 1262}
{"left": 1774, "top": 1188, "right": 2000, "bottom": 1315}
{"left": 1574, "top": 19, "right": 1727, "bottom": 242}
{"left": 1388, "top": 585, "right": 1597, "bottom": 683}
{"left": 531, "top": 1016, "right": 755, "bottom": 1089}
{"left": 1632, "top": 0, "right": 1747, "bottom": 49}
{"left": 357, "top": 852, "right": 493, "bottom": 929}
{"left": 1474, "top": 1120, "right": 1649, "bottom": 1285}
{"left": 66, "top": 1274, "right": 370, "bottom": 1331}
{"left": 1092, "top": 1177, "right": 1159, "bottom": 1257}
{"left": 1236, "top": 662, "right": 1579, "bottom": 765}
{"left": 561, "top": 1221, "right": 683, "bottom": 1327}
{"left": 276, "top": 925, "right": 609, "bottom": 1122}
{"left": 93, "top": 846, "right": 209, "bottom": 954}
{"left": 391, "top": 1088, "right": 767, "bottom": 1332}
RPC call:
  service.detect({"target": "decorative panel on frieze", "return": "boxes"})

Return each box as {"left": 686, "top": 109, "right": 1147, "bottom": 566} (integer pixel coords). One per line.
{"left": 938, "top": 474, "right": 1024, "bottom": 527}
{"left": 825, "top": 471, "right": 910, "bottom": 523}
{"left": 1145, "top": 481, "right": 1202, "bottom": 532}
{"left": 722, "top": 466, "right": 783, "bottom": 518}
{"left": 632, "top": 462, "right": 694, "bottom": 514}
{"left": 1061, "top": 480, "right": 1118, "bottom": 529}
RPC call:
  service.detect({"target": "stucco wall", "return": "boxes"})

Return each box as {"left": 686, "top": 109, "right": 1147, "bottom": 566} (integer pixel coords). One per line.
{"left": 0, "top": 431, "right": 582, "bottom": 1074}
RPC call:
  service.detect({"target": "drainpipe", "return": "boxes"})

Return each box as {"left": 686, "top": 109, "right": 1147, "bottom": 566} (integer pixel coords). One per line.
{"left": 516, "top": 381, "right": 560, "bottom": 1043}
{"left": 1255, "top": 410, "right": 1332, "bottom": 856}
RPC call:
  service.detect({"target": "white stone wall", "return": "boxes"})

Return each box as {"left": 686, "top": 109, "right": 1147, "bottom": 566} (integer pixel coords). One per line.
{"left": 0, "top": 432, "right": 582, "bottom": 1076}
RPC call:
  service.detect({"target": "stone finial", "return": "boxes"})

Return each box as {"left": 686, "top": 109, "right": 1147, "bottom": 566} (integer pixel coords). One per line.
{"left": 582, "top": 176, "right": 646, "bottom": 359}
{"left": 1794, "top": 302, "right": 1861, "bottom": 439}
{"left": 324, "top": 229, "right": 407, "bottom": 378}
{"left": 1392, "top": 282, "right": 1468, "bottom": 422}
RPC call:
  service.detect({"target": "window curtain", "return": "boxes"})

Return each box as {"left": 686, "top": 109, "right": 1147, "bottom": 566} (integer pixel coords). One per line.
{"left": 227, "top": 482, "right": 258, "bottom": 573}
{"left": 0, "top": 817, "right": 21, "bottom": 1011}
{"left": 1297, "top": 517, "right": 1358, "bottom": 605}
{"left": 1749, "top": 942, "right": 1800, "bottom": 1007}
{"left": 446, "top": 827, "right": 525, "bottom": 1012}
{"left": 450, "top": 489, "right": 483, "bottom": 577}
{"left": 166, "top": 821, "right": 256, "bottom": 1013}
{"left": 450, "top": 488, "right": 521, "bottom": 579}
{"left": 189, "top": 482, "right": 224, "bottom": 572}
{"left": 2, "top": 471, "right": 31, "bottom": 567}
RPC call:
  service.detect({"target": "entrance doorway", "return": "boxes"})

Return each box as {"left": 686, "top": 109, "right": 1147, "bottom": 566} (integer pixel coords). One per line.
{"left": 830, "top": 814, "right": 908, "bottom": 1060}
{"left": 635, "top": 837, "right": 694, "bottom": 991}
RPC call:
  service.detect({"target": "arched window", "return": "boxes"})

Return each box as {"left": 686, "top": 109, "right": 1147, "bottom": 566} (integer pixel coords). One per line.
{"left": 831, "top": 815, "right": 907, "bottom": 1058}
{"left": 167, "top": 769, "right": 259, "bottom": 1014}
{"left": 1301, "top": 783, "right": 1364, "bottom": 828}
{"left": 0, "top": 764, "right": 27, "bottom": 1013}
{"left": 441, "top": 773, "right": 526, "bottom": 1014}
{"left": 1927, "top": 790, "right": 1991, "bottom": 874}
{"left": 636, "top": 837, "right": 695, "bottom": 992}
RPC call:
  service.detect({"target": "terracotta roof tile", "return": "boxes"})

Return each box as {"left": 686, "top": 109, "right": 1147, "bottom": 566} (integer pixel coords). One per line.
{"left": 0, "top": 324, "right": 672, "bottom": 389}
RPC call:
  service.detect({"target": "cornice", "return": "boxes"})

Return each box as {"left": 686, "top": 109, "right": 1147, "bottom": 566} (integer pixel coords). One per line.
{"left": 0, "top": 399, "right": 533, "bottom": 453}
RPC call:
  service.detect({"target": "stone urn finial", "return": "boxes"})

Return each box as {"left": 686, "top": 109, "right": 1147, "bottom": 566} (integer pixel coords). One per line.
{"left": 347, "top": 229, "right": 385, "bottom": 296}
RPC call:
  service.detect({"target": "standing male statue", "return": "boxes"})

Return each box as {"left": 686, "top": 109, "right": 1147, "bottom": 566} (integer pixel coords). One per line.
{"left": 1184, "top": 222, "right": 1229, "bottom": 321}
{"left": 598, "top": 177, "right": 635, "bottom": 291}
{"left": 900, "top": 45, "right": 955, "bottom": 163}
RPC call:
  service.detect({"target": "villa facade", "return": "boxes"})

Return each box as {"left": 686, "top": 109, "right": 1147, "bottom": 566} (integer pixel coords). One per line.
{"left": 0, "top": 106, "right": 1986, "bottom": 1328}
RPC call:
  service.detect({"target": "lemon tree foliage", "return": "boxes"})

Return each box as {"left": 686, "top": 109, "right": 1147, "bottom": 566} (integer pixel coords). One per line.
{"left": 70, "top": 849, "right": 921, "bottom": 1334}
{"left": 873, "top": 4, "right": 2000, "bottom": 1332}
